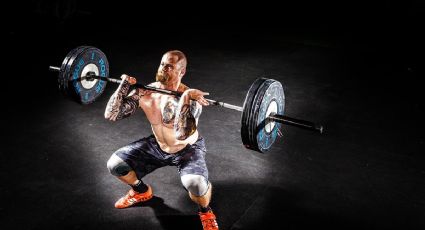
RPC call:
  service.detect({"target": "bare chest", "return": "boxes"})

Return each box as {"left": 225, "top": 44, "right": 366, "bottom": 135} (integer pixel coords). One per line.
{"left": 140, "top": 93, "right": 179, "bottom": 127}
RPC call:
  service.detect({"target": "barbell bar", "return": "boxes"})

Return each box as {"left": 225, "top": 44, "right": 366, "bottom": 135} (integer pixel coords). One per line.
{"left": 49, "top": 46, "right": 323, "bottom": 152}
{"left": 48, "top": 67, "right": 246, "bottom": 112}
{"left": 48, "top": 66, "right": 323, "bottom": 133}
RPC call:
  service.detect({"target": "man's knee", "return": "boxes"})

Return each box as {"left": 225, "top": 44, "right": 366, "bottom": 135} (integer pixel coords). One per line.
{"left": 181, "top": 174, "right": 209, "bottom": 196}
{"left": 106, "top": 154, "right": 132, "bottom": 176}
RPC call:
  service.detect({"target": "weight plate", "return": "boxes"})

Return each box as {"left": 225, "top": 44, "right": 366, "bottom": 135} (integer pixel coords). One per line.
{"left": 63, "top": 46, "right": 109, "bottom": 104}
{"left": 241, "top": 77, "right": 285, "bottom": 152}
{"left": 58, "top": 46, "right": 87, "bottom": 94}
{"left": 61, "top": 46, "right": 90, "bottom": 97}
{"left": 241, "top": 78, "right": 267, "bottom": 150}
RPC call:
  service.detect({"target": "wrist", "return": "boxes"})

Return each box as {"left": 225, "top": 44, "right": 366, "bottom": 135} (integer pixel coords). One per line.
{"left": 182, "top": 89, "right": 192, "bottom": 98}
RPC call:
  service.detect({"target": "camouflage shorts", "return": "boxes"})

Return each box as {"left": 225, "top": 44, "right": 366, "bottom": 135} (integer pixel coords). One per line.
{"left": 114, "top": 135, "right": 208, "bottom": 180}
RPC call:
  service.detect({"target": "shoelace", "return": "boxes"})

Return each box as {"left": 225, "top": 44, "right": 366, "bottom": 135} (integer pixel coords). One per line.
{"left": 121, "top": 192, "right": 135, "bottom": 205}
{"left": 125, "top": 190, "right": 151, "bottom": 202}
{"left": 202, "top": 219, "right": 218, "bottom": 229}
{"left": 200, "top": 213, "right": 218, "bottom": 229}
{"left": 125, "top": 191, "right": 135, "bottom": 199}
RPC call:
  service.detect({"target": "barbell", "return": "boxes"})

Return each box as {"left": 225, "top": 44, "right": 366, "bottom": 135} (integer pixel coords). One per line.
{"left": 49, "top": 46, "right": 323, "bottom": 152}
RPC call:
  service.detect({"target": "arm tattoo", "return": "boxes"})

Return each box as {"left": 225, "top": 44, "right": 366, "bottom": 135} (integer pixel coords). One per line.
{"left": 190, "top": 100, "right": 202, "bottom": 119}
{"left": 174, "top": 104, "right": 197, "bottom": 140}
{"left": 105, "top": 81, "right": 140, "bottom": 121}
{"left": 174, "top": 95, "right": 203, "bottom": 140}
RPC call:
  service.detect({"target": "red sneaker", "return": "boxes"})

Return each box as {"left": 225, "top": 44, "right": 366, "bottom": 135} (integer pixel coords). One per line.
{"left": 114, "top": 185, "right": 153, "bottom": 209}
{"left": 199, "top": 210, "right": 219, "bottom": 230}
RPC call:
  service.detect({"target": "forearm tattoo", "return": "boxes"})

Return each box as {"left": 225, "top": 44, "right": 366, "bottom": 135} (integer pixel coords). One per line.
{"left": 105, "top": 81, "right": 140, "bottom": 121}
{"left": 174, "top": 100, "right": 202, "bottom": 140}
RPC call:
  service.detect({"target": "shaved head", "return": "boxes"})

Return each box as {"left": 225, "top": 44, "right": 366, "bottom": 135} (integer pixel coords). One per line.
{"left": 156, "top": 50, "right": 187, "bottom": 85}
{"left": 165, "top": 50, "right": 187, "bottom": 70}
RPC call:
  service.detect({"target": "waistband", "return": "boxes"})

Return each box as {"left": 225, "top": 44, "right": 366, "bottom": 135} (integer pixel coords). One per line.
{"left": 148, "top": 134, "right": 204, "bottom": 155}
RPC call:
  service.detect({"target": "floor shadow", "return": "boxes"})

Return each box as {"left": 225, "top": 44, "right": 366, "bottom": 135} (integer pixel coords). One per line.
{"left": 30, "top": 195, "right": 202, "bottom": 230}
{"left": 134, "top": 196, "right": 200, "bottom": 230}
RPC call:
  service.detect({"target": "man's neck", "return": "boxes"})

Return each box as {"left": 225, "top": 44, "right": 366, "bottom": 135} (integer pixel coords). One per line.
{"left": 159, "top": 81, "right": 180, "bottom": 92}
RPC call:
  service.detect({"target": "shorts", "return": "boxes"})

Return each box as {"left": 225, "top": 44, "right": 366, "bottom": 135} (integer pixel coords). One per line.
{"left": 113, "top": 135, "right": 208, "bottom": 180}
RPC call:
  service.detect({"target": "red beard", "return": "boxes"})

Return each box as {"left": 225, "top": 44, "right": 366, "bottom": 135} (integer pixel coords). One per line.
{"left": 156, "top": 72, "right": 170, "bottom": 84}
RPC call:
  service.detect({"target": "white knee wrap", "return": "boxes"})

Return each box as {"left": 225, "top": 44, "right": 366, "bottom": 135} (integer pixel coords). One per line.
{"left": 106, "top": 153, "right": 131, "bottom": 176}
{"left": 180, "top": 174, "right": 209, "bottom": 196}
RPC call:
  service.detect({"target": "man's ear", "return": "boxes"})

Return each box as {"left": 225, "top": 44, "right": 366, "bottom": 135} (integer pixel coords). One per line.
{"left": 179, "top": 67, "right": 186, "bottom": 78}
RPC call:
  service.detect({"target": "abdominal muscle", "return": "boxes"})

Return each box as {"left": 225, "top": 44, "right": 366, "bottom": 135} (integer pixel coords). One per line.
{"left": 151, "top": 124, "right": 199, "bottom": 154}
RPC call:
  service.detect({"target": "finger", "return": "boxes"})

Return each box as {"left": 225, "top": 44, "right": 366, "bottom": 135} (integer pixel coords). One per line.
{"left": 202, "top": 92, "right": 210, "bottom": 96}
{"left": 200, "top": 95, "right": 208, "bottom": 101}
{"left": 199, "top": 100, "right": 209, "bottom": 106}
{"left": 199, "top": 98, "right": 209, "bottom": 106}
{"left": 194, "top": 97, "right": 205, "bottom": 104}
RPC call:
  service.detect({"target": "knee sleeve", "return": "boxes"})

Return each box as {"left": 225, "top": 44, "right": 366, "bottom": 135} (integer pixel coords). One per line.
{"left": 106, "top": 153, "right": 132, "bottom": 176}
{"left": 181, "top": 174, "right": 209, "bottom": 196}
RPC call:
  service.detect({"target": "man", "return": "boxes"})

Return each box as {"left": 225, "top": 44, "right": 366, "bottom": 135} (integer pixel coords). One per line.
{"left": 105, "top": 50, "right": 219, "bottom": 230}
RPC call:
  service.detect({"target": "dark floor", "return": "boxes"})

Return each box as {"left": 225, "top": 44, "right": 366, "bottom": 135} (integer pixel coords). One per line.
{"left": 2, "top": 1, "right": 425, "bottom": 230}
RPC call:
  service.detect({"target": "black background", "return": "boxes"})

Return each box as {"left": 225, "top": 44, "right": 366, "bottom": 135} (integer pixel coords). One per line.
{"left": 3, "top": 1, "right": 425, "bottom": 230}
{"left": 4, "top": 0, "right": 424, "bottom": 96}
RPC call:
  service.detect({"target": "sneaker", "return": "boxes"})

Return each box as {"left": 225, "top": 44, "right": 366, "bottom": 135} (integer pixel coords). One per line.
{"left": 114, "top": 185, "right": 153, "bottom": 209}
{"left": 199, "top": 210, "right": 219, "bottom": 230}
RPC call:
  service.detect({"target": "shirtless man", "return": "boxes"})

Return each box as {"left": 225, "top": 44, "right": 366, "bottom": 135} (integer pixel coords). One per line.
{"left": 105, "top": 50, "right": 219, "bottom": 230}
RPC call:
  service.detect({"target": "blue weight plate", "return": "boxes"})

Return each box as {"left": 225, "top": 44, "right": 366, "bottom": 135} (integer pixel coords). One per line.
{"left": 58, "top": 46, "right": 87, "bottom": 94}
{"left": 62, "top": 46, "right": 90, "bottom": 97}
{"left": 64, "top": 46, "right": 109, "bottom": 104}
{"left": 254, "top": 80, "right": 285, "bottom": 152}
{"left": 241, "top": 77, "right": 285, "bottom": 153}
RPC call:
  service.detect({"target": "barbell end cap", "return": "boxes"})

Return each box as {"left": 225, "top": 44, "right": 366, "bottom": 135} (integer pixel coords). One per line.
{"left": 49, "top": 66, "right": 61, "bottom": 72}
{"left": 318, "top": 125, "right": 324, "bottom": 134}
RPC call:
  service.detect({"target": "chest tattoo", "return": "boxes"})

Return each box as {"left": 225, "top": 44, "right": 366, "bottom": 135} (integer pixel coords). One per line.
{"left": 161, "top": 98, "right": 178, "bottom": 125}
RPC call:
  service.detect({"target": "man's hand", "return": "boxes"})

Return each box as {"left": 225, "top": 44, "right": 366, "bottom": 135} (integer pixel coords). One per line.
{"left": 121, "top": 74, "right": 152, "bottom": 96}
{"left": 185, "top": 89, "right": 209, "bottom": 106}
{"left": 121, "top": 74, "right": 137, "bottom": 85}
